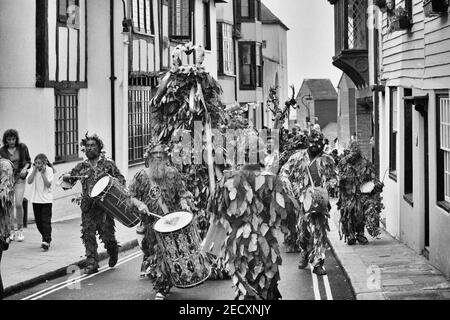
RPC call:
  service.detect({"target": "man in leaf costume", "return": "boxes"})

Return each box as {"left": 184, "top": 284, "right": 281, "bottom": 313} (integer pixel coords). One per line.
{"left": 0, "top": 157, "right": 14, "bottom": 299}
{"left": 62, "top": 134, "right": 125, "bottom": 275}
{"left": 128, "top": 141, "right": 193, "bottom": 300}
{"left": 337, "top": 142, "right": 384, "bottom": 245}
{"left": 209, "top": 161, "right": 299, "bottom": 300}
{"left": 279, "top": 129, "right": 337, "bottom": 275}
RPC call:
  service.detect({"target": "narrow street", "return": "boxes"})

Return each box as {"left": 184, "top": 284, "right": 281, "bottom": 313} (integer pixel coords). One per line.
{"left": 6, "top": 246, "right": 354, "bottom": 301}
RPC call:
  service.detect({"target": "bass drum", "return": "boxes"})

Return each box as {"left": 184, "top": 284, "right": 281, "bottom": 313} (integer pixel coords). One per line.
{"left": 154, "top": 211, "right": 211, "bottom": 288}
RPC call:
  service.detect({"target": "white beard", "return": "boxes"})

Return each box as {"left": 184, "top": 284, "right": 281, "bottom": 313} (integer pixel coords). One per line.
{"left": 148, "top": 160, "right": 166, "bottom": 181}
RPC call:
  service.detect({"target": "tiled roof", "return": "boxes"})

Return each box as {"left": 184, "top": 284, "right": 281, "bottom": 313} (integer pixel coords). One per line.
{"left": 299, "top": 79, "right": 338, "bottom": 100}
{"left": 261, "top": 2, "right": 289, "bottom": 30}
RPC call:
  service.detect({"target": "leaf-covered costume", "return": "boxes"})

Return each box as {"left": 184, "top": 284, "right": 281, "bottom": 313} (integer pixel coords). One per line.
{"left": 209, "top": 165, "right": 299, "bottom": 300}
{"left": 337, "top": 146, "right": 384, "bottom": 241}
{"left": 279, "top": 149, "right": 337, "bottom": 265}
{"left": 67, "top": 156, "right": 125, "bottom": 268}
{"left": 0, "top": 158, "right": 14, "bottom": 299}
{"left": 128, "top": 166, "right": 194, "bottom": 293}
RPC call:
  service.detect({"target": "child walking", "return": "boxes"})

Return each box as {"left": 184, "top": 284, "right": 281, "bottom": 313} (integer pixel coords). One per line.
{"left": 27, "top": 154, "right": 54, "bottom": 251}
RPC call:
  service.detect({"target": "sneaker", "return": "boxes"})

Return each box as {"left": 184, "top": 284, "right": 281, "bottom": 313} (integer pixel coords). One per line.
{"left": 298, "top": 251, "right": 308, "bottom": 269}
{"left": 16, "top": 230, "right": 24, "bottom": 242}
{"left": 155, "top": 292, "right": 166, "bottom": 300}
{"left": 8, "top": 231, "right": 16, "bottom": 242}
{"left": 41, "top": 242, "right": 50, "bottom": 251}
{"left": 84, "top": 264, "right": 99, "bottom": 275}
{"left": 313, "top": 265, "right": 327, "bottom": 276}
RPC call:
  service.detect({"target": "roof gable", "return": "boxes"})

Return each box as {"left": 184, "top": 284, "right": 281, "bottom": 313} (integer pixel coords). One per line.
{"left": 298, "top": 79, "right": 338, "bottom": 100}
{"left": 260, "top": 2, "right": 289, "bottom": 30}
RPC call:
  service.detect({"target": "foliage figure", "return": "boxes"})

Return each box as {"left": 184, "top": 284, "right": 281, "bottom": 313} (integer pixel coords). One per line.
{"left": 209, "top": 164, "right": 299, "bottom": 300}
{"left": 337, "top": 142, "right": 384, "bottom": 244}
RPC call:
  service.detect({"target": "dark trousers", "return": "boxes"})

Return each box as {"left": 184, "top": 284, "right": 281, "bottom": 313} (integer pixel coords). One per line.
{"left": 81, "top": 209, "right": 118, "bottom": 267}
{"left": 33, "top": 203, "right": 53, "bottom": 243}
{"left": 0, "top": 246, "right": 4, "bottom": 300}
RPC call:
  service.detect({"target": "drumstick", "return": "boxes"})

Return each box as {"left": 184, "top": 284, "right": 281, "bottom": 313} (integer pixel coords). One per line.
{"left": 148, "top": 211, "right": 164, "bottom": 220}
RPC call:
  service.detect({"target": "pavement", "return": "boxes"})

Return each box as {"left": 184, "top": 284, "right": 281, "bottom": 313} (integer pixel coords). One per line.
{"left": 2, "top": 200, "right": 450, "bottom": 300}
{"left": 328, "top": 200, "right": 450, "bottom": 300}
{"left": 2, "top": 216, "right": 138, "bottom": 297}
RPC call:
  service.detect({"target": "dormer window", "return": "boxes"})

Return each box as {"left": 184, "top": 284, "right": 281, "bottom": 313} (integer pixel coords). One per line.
{"left": 329, "top": 0, "right": 369, "bottom": 88}
{"left": 347, "top": 0, "right": 367, "bottom": 49}
{"left": 237, "top": 0, "right": 261, "bottom": 22}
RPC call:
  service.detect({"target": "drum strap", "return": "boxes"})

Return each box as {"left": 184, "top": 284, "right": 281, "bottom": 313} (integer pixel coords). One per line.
{"left": 149, "top": 177, "right": 169, "bottom": 215}
{"left": 307, "top": 158, "right": 318, "bottom": 188}
{"left": 157, "top": 197, "right": 169, "bottom": 215}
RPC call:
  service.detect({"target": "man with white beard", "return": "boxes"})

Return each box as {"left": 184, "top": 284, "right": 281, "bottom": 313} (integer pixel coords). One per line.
{"left": 128, "top": 142, "right": 193, "bottom": 300}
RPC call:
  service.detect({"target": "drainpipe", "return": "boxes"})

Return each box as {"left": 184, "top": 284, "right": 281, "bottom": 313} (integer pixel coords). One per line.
{"left": 232, "top": 0, "right": 238, "bottom": 102}
{"left": 120, "top": 0, "right": 131, "bottom": 179}
{"left": 110, "top": 0, "right": 117, "bottom": 160}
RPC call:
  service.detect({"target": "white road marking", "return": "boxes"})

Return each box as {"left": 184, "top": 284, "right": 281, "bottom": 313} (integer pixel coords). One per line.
{"left": 309, "top": 265, "right": 321, "bottom": 300}
{"left": 323, "top": 274, "right": 334, "bottom": 300}
{"left": 21, "top": 251, "right": 143, "bottom": 300}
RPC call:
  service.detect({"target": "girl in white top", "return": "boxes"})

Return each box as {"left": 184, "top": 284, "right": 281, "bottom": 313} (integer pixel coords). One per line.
{"left": 27, "top": 154, "right": 55, "bottom": 251}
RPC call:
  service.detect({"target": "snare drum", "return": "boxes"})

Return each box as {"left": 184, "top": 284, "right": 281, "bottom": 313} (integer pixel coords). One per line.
{"left": 154, "top": 211, "right": 211, "bottom": 288}
{"left": 90, "top": 175, "right": 139, "bottom": 228}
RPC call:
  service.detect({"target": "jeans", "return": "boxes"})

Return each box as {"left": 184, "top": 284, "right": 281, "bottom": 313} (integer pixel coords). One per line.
{"left": 11, "top": 179, "right": 26, "bottom": 230}
{"left": 33, "top": 203, "right": 52, "bottom": 243}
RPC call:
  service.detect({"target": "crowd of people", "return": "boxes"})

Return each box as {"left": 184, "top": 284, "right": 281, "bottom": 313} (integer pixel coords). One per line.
{"left": 0, "top": 123, "right": 384, "bottom": 301}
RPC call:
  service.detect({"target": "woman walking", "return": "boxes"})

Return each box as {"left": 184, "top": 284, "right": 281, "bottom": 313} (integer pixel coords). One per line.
{"left": 0, "top": 129, "right": 31, "bottom": 242}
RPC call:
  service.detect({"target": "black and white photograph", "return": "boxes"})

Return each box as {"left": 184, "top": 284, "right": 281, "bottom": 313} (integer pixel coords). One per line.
{"left": 1, "top": 0, "right": 450, "bottom": 309}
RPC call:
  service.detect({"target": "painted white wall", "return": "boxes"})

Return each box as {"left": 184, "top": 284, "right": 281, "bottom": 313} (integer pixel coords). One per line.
{"left": 379, "top": 87, "right": 400, "bottom": 239}
{"left": 262, "top": 23, "right": 288, "bottom": 129}
{"left": 240, "top": 21, "right": 263, "bottom": 43}
{"left": 0, "top": 0, "right": 36, "bottom": 88}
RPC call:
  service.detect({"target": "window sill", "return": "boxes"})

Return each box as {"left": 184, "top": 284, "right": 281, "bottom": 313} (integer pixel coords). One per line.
{"left": 169, "top": 38, "right": 191, "bottom": 45}
{"left": 128, "top": 161, "right": 145, "bottom": 168}
{"left": 403, "top": 193, "right": 414, "bottom": 207}
{"left": 53, "top": 157, "right": 83, "bottom": 165}
{"left": 218, "top": 73, "right": 236, "bottom": 78}
{"left": 437, "top": 201, "right": 450, "bottom": 213}
{"left": 240, "top": 86, "right": 263, "bottom": 91}
{"left": 389, "top": 171, "right": 397, "bottom": 182}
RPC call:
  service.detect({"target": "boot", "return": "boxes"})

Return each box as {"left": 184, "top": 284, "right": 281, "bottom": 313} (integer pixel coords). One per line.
{"left": 298, "top": 251, "right": 309, "bottom": 269}
{"left": 313, "top": 264, "right": 327, "bottom": 276}
{"left": 356, "top": 234, "right": 369, "bottom": 245}
{"left": 108, "top": 245, "right": 119, "bottom": 268}
{"left": 84, "top": 264, "right": 99, "bottom": 275}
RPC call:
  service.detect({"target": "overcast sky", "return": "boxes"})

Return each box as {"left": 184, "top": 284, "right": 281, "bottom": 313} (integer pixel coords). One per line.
{"left": 262, "top": 0, "right": 342, "bottom": 90}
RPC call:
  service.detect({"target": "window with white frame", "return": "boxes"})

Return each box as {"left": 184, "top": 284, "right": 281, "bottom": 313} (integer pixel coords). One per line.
{"left": 132, "top": 0, "right": 154, "bottom": 35}
{"left": 58, "top": 0, "right": 80, "bottom": 29}
{"left": 389, "top": 88, "right": 397, "bottom": 177}
{"left": 439, "top": 97, "right": 450, "bottom": 202}
{"left": 217, "top": 22, "right": 234, "bottom": 75}
{"left": 238, "top": 42, "right": 263, "bottom": 89}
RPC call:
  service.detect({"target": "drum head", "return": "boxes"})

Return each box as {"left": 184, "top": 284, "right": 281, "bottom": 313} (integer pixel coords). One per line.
{"left": 360, "top": 181, "right": 375, "bottom": 194}
{"left": 90, "top": 176, "right": 110, "bottom": 197}
{"left": 154, "top": 211, "right": 193, "bottom": 233}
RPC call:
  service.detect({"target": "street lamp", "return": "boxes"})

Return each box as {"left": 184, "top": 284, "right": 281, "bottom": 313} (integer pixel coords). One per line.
{"left": 301, "top": 94, "right": 313, "bottom": 127}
